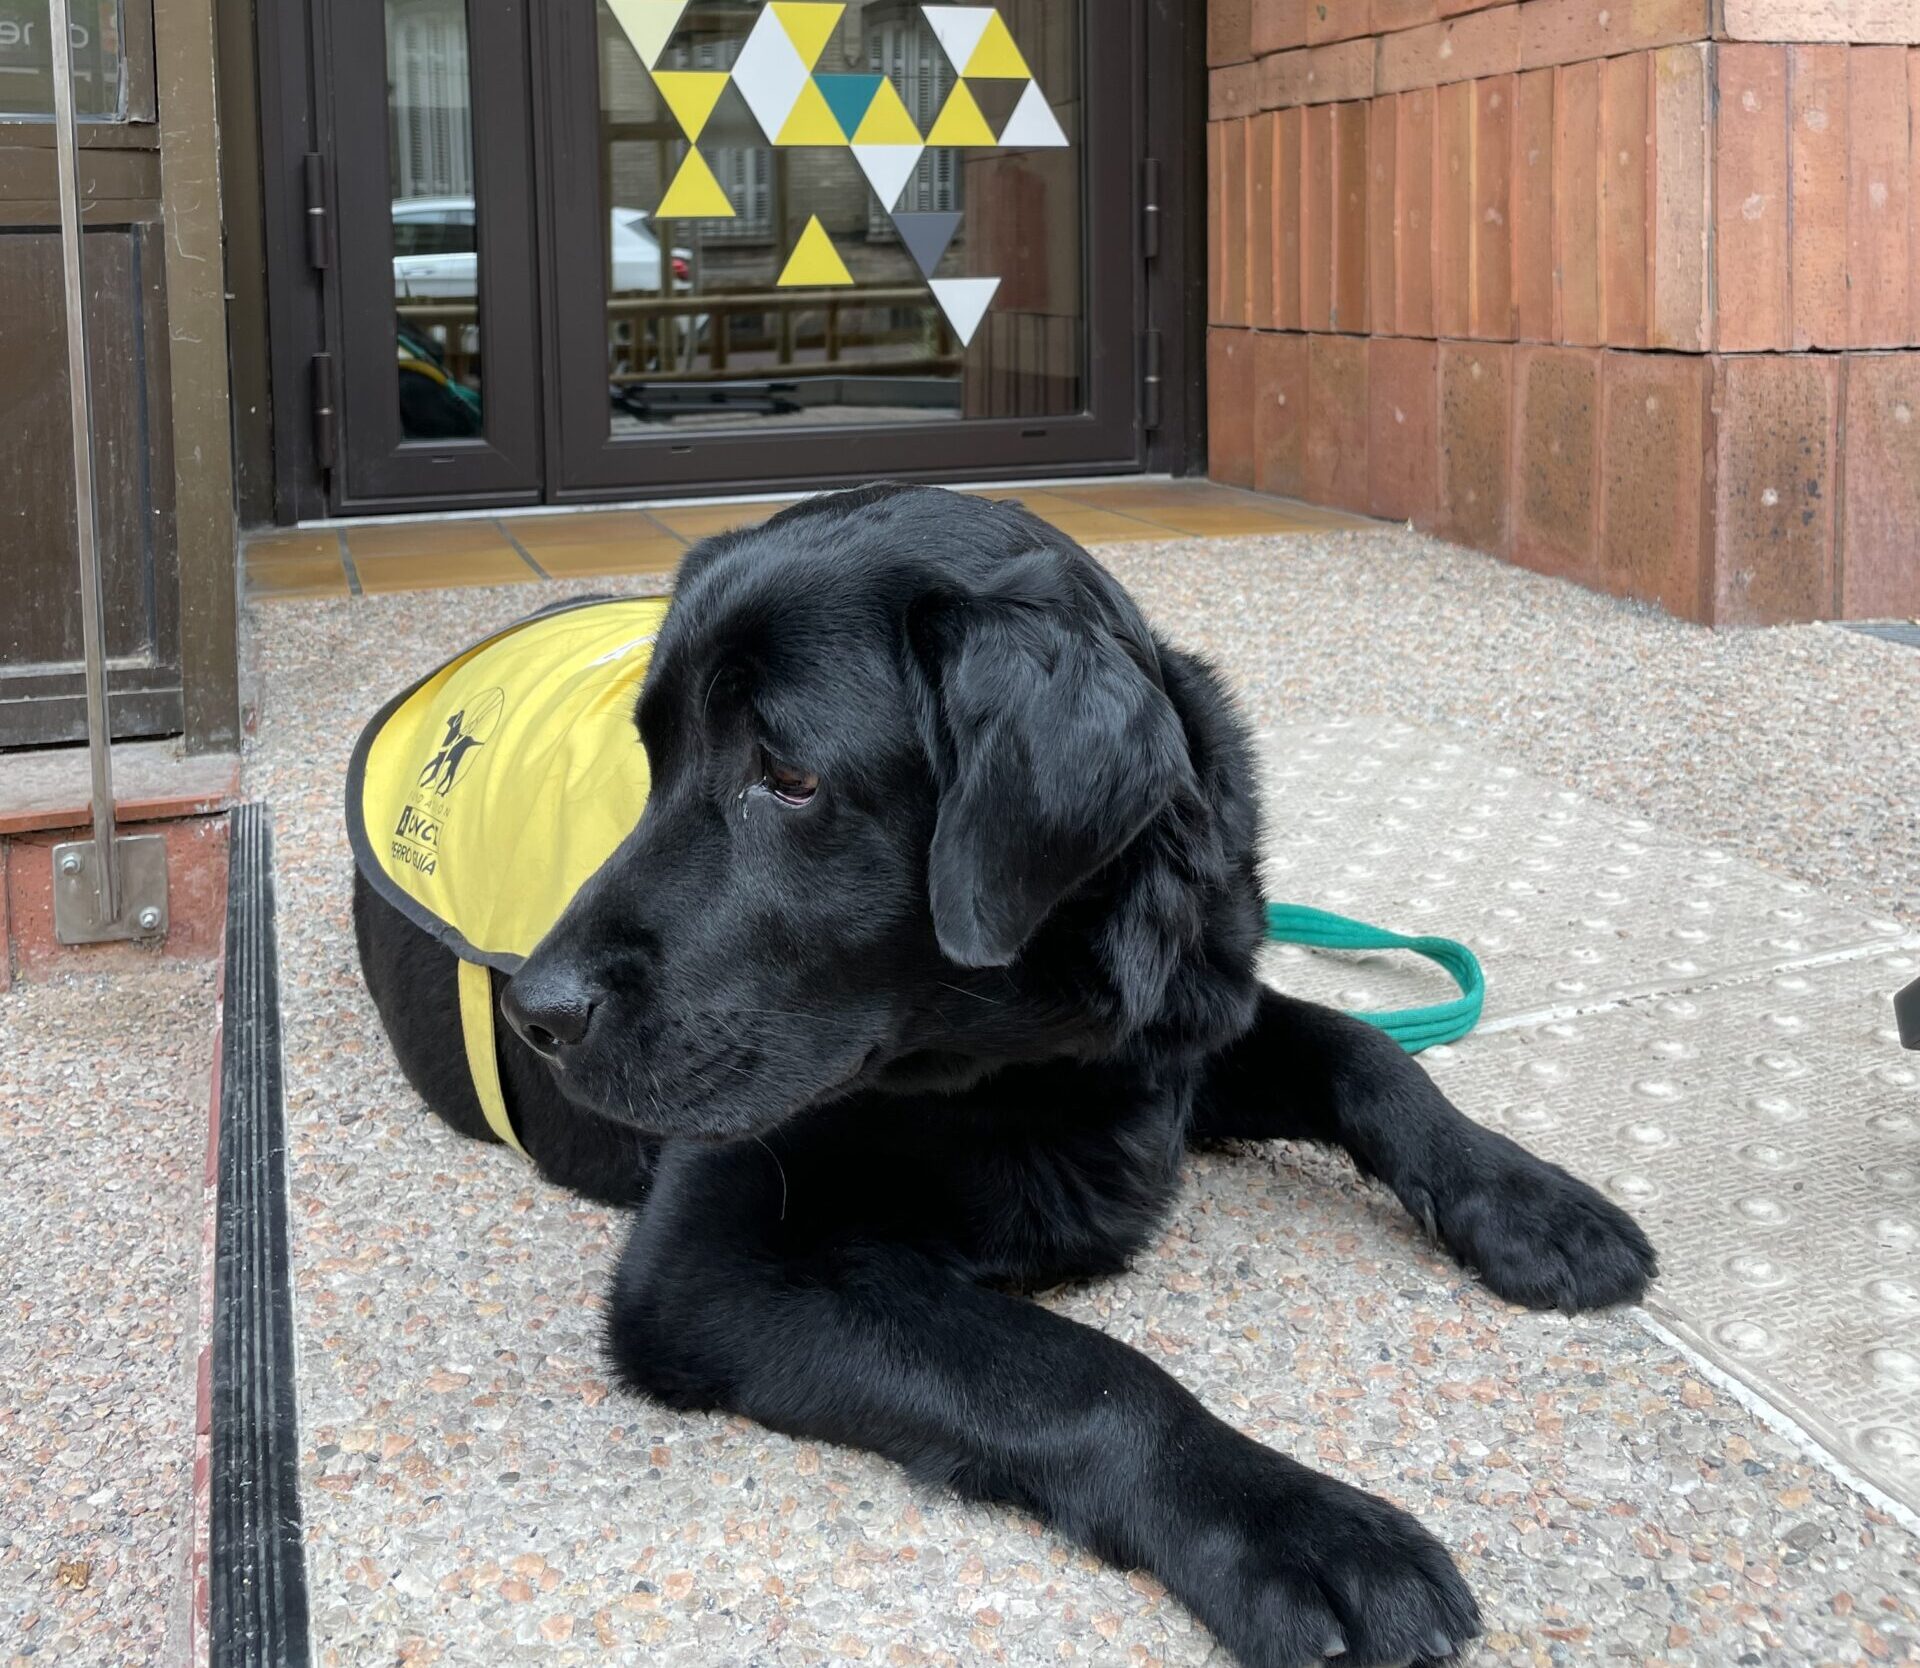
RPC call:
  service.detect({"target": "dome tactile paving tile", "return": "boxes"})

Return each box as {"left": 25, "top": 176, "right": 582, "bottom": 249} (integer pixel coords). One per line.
{"left": 1255, "top": 718, "right": 1911, "bottom": 1023}
{"left": 1259, "top": 719, "right": 1920, "bottom": 1514}
{"left": 1423, "top": 949, "right": 1920, "bottom": 1515}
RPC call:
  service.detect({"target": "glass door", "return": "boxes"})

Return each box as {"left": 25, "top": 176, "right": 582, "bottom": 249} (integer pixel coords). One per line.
{"left": 540, "top": 0, "right": 1139, "bottom": 497}
{"left": 323, "top": 0, "right": 545, "bottom": 507}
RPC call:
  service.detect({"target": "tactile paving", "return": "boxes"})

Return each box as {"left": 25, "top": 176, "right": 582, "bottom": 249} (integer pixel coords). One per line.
{"left": 1254, "top": 718, "right": 1908, "bottom": 1023}
{"left": 1252, "top": 719, "right": 1920, "bottom": 1514}
{"left": 1420, "top": 947, "right": 1920, "bottom": 1513}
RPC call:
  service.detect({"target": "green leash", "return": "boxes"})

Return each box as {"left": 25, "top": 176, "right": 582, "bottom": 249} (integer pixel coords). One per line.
{"left": 1264, "top": 902, "right": 1485, "bottom": 1054}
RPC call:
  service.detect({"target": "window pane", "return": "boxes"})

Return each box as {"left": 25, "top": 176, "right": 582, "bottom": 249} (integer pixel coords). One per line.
{"left": 596, "top": 0, "right": 1085, "bottom": 436}
{"left": 388, "top": 0, "right": 485, "bottom": 440}
{"left": 0, "top": 1, "right": 127, "bottom": 122}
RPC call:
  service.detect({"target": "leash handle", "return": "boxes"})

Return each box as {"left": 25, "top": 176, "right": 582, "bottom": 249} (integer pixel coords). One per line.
{"left": 1264, "top": 902, "right": 1485, "bottom": 1054}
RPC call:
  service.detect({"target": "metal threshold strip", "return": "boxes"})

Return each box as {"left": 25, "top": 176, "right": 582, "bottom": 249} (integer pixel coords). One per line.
{"left": 209, "top": 805, "right": 312, "bottom": 1668}
{"left": 1840, "top": 620, "right": 1920, "bottom": 650}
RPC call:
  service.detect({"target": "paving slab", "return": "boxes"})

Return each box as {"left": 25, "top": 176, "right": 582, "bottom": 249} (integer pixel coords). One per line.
{"left": 1421, "top": 945, "right": 1920, "bottom": 1518}
{"left": 0, "top": 740, "right": 240, "bottom": 835}
{"left": 1254, "top": 719, "right": 1909, "bottom": 1023}
{"left": 0, "top": 965, "right": 215, "bottom": 1666}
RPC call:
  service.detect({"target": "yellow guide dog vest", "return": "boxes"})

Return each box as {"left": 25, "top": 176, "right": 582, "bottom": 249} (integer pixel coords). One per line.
{"left": 347, "top": 596, "right": 670, "bottom": 1156}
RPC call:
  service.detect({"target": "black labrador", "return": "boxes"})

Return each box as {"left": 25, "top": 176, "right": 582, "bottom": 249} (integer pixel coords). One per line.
{"left": 355, "top": 483, "right": 1655, "bottom": 1668}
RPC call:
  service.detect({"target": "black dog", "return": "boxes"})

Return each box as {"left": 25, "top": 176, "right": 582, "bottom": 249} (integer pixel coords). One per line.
{"left": 355, "top": 484, "right": 1655, "bottom": 1668}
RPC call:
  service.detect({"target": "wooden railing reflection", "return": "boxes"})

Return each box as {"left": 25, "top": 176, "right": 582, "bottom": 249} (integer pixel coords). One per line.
{"left": 396, "top": 286, "right": 960, "bottom": 388}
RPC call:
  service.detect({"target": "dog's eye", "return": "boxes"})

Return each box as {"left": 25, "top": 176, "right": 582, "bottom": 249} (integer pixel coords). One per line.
{"left": 761, "top": 750, "right": 819, "bottom": 807}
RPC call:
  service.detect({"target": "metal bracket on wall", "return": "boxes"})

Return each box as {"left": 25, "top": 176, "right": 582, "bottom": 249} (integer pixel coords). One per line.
{"left": 51, "top": 835, "right": 170, "bottom": 944}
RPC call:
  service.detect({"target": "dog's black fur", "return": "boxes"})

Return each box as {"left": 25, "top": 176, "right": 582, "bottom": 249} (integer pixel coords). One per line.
{"left": 355, "top": 484, "right": 1656, "bottom": 1668}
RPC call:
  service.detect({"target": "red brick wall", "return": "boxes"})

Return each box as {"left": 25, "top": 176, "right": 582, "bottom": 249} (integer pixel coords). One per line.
{"left": 1206, "top": 2, "right": 1920, "bottom": 624}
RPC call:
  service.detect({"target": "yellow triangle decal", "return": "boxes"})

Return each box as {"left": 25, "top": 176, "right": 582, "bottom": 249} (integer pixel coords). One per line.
{"left": 605, "top": 0, "right": 688, "bottom": 69}
{"left": 657, "top": 148, "right": 735, "bottom": 219}
{"left": 777, "top": 215, "right": 853, "bottom": 286}
{"left": 925, "top": 80, "right": 996, "bottom": 147}
{"left": 964, "top": 12, "right": 1029, "bottom": 78}
{"left": 652, "top": 70, "right": 729, "bottom": 140}
{"left": 852, "top": 77, "right": 921, "bottom": 145}
{"left": 776, "top": 78, "right": 847, "bottom": 146}
{"left": 769, "top": 1, "right": 845, "bottom": 70}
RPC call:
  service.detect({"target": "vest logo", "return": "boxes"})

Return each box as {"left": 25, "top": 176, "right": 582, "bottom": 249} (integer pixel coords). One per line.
{"left": 394, "top": 804, "right": 440, "bottom": 847}
{"left": 416, "top": 687, "right": 504, "bottom": 797}
{"left": 392, "top": 686, "right": 505, "bottom": 877}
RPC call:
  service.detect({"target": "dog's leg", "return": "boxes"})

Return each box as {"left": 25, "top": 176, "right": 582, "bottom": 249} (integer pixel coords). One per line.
{"left": 611, "top": 1142, "right": 1480, "bottom": 1668}
{"left": 1193, "top": 988, "right": 1656, "bottom": 1312}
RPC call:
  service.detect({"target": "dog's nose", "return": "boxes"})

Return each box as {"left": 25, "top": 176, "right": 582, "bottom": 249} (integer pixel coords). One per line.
{"left": 502, "top": 964, "right": 598, "bottom": 1059}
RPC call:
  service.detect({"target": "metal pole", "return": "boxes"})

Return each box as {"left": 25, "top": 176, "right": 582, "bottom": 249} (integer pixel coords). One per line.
{"left": 48, "top": 0, "right": 120, "bottom": 925}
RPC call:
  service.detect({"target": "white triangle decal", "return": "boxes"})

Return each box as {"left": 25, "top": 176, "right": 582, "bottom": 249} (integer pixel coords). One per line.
{"left": 732, "top": 7, "right": 810, "bottom": 142}
{"left": 605, "top": 0, "right": 689, "bottom": 68}
{"left": 997, "top": 80, "right": 1068, "bottom": 148}
{"left": 852, "top": 143, "right": 924, "bottom": 212}
{"left": 929, "top": 275, "right": 999, "bottom": 347}
{"left": 921, "top": 5, "right": 994, "bottom": 76}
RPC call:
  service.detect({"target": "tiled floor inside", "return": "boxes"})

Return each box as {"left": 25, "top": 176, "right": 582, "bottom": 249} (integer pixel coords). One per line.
{"left": 223, "top": 499, "right": 1920, "bottom": 1665}
{"left": 242, "top": 478, "right": 1373, "bottom": 599}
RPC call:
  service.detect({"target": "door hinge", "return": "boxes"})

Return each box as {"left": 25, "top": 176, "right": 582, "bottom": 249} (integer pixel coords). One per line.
{"left": 311, "top": 352, "right": 337, "bottom": 470}
{"left": 1141, "top": 157, "right": 1161, "bottom": 261}
{"left": 303, "top": 152, "right": 330, "bottom": 271}
{"left": 1142, "top": 329, "right": 1163, "bottom": 433}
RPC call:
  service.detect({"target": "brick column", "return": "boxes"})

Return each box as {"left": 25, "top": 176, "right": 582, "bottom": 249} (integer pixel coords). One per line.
{"left": 1206, "top": 0, "right": 1920, "bottom": 625}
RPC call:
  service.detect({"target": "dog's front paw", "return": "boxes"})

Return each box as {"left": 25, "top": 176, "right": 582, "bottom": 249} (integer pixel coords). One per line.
{"left": 1204, "top": 1468, "right": 1482, "bottom": 1668}
{"left": 1411, "top": 1129, "right": 1657, "bottom": 1312}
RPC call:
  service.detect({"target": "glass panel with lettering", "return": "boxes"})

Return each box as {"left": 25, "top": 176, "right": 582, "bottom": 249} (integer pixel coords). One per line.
{"left": 0, "top": 0, "right": 126, "bottom": 121}
{"left": 388, "top": 0, "right": 485, "bottom": 439}
{"left": 596, "top": 0, "right": 1084, "bottom": 436}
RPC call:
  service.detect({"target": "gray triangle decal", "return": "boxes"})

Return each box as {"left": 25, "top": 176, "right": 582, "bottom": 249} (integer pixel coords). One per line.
{"left": 892, "top": 210, "right": 963, "bottom": 279}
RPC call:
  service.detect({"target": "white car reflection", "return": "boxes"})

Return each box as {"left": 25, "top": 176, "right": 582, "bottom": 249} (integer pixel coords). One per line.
{"left": 391, "top": 196, "right": 692, "bottom": 297}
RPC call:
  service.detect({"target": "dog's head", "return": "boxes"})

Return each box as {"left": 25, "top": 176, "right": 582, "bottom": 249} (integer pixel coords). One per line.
{"left": 501, "top": 484, "right": 1238, "bottom": 1140}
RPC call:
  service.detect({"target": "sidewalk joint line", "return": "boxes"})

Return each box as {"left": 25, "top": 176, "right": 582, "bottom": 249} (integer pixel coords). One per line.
{"left": 1635, "top": 1309, "right": 1920, "bottom": 1540}
{"left": 498, "top": 522, "right": 551, "bottom": 580}
{"left": 1470, "top": 934, "right": 1920, "bottom": 1038}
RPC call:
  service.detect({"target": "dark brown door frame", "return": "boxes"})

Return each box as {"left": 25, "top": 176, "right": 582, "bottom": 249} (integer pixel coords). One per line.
{"left": 255, "top": 0, "right": 328, "bottom": 524}
{"left": 0, "top": 1, "right": 186, "bottom": 746}
{"left": 324, "top": 0, "right": 546, "bottom": 510}
{"left": 1142, "top": 0, "right": 1205, "bottom": 478}
{"left": 256, "top": 0, "right": 1204, "bottom": 520}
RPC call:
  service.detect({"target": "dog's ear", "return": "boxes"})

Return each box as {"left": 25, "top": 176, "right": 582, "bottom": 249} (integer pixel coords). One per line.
{"left": 910, "top": 550, "right": 1193, "bottom": 968}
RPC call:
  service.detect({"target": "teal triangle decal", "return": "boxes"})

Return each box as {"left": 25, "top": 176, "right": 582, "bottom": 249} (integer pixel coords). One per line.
{"left": 813, "top": 74, "right": 884, "bottom": 140}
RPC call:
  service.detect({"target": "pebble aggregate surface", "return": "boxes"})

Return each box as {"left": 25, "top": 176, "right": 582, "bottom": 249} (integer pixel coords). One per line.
{"left": 223, "top": 524, "right": 1920, "bottom": 1665}
{"left": 0, "top": 964, "right": 215, "bottom": 1668}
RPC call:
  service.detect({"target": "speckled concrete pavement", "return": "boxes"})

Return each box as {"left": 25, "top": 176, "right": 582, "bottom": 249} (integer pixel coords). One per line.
{"left": 242, "top": 522, "right": 1920, "bottom": 1668}
{"left": 0, "top": 964, "right": 215, "bottom": 1667}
